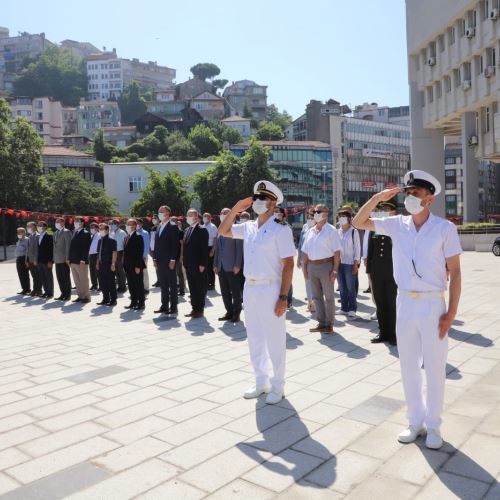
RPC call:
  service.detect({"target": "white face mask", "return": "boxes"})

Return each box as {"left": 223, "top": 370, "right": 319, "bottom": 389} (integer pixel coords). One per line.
{"left": 55, "top": 222, "right": 62, "bottom": 230}
{"left": 338, "top": 216, "right": 349, "bottom": 226}
{"left": 306, "top": 219, "right": 315, "bottom": 228}
{"left": 219, "top": 214, "right": 227, "bottom": 223}
{"left": 203, "top": 217, "right": 209, "bottom": 224}
{"left": 37, "top": 226, "right": 45, "bottom": 232}
{"left": 152, "top": 218, "right": 158, "bottom": 225}
{"left": 158, "top": 212, "right": 167, "bottom": 221}
{"left": 170, "top": 220, "right": 176, "bottom": 225}
{"left": 126, "top": 226, "right": 134, "bottom": 234}
{"left": 17, "top": 234, "right": 23, "bottom": 240}
{"left": 378, "top": 211, "right": 390, "bottom": 219}
{"left": 252, "top": 199, "right": 268, "bottom": 215}
{"left": 404, "top": 194, "right": 424, "bottom": 215}
{"left": 99, "top": 230, "right": 107, "bottom": 237}
{"left": 90, "top": 228, "right": 97, "bottom": 235}
{"left": 74, "top": 222, "right": 82, "bottom": 230}
{"left": 370, "top": 212, "right": 378, "bottom": 218}
{"left": 240, "top": 218, "right": 249, "bottom": 224}
{"left": 314, "top": 212, "right": 325, "bottom": 223}
{"left": 186, "top": 216, "right": 195, "bottom": 226}
{"left": 27, "top": 227, "right": 35, "bottom": 234}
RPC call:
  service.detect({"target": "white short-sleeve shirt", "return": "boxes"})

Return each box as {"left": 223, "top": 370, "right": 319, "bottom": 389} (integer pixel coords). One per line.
{"left": 373, "top": 213, "right": 462, "bottom": 292}
{"left": 301, "top": 223, "right": 341, "bottom": 260}
{"left": 231, "top": 218, "right": 296, "bottom": 280}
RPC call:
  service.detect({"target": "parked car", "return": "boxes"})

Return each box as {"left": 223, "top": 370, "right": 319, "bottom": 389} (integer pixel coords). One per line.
{"left": 493, "top": 237, "right": 500, "bottom": 256}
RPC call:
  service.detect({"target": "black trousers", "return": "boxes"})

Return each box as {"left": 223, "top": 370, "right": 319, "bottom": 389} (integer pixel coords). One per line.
{"left": 176, "top": 261, "right": 185, "bottom": 292}
{"left": 371, "top": 272, "right": 397, "bottom": 342}
{"left": 186, "top": 266, "right": 207, "bottom": 313}
{"left": 16, "top": 257, "right": 30, "bottom": 291}
{"left": 158, "top": 261, "right": 177, "bottom": 310}
{"left": 115, "top": 251, "right": 127, "bottom": 290}
{"left": 125, "top": 267, "right": 144, "bottom": 305}
{"left": 218, "top": 269, "right": 242, "bottom": 317}
{"left": 207, "top": 248, "right": 215, "bottom": 288}
{"left": 38, "top": 263, "right": 54, "bottom": 296}
{"left": 89, "top": 254, "right": 99, "bottom": 288}
{"left": 55, "top": 262, "right": 71, "bottom": 298}
{"left": 28, "top": 262, "right": 42, "bottom": 292}
{"left": 98, "top": 264, "right": 116, "bottom": 302}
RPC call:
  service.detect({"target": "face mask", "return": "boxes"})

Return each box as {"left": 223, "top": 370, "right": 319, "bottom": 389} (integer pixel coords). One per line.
{"left": 126, "top": 226, "right": 134, "bottom": 234}
{"left": 17, "top": 234, "right": 23, "bottom": 240}
{"left": 158, "top": 213, "right": 166, "bottom": 221}
{"left": 306, "top": 219, "right": 315, "bottom": 228}
{"left": 27, "top": 227, "right": 35, "bottom": 235}
{"left": 314, "top": 212, "right": 325, "bottom": 223}
{"left": 378, "top": 211, "right": 390, "bottom": 219}
{"left": 74, "top": 222, "right": 81, "bottom": 230}
{"left": 338, "top": 216, "right": 348, "bottom": 226}
{"left": 220, "top": 214, "right": 227, "bottom": 223}
{"left": 252, "top": 199, "right": 268, "bottom": 215}
{"left": 55, "top": 222, "right": 62, "bottom": 230}
{"left": 38, "top": 226, "right": 44, "bottom": 232}
{"left": 110, "top": 224, "right": 118, "bottom": 231}
{"left": 170, "top": 220, "right": 176, "bottom": 225}
{"left": 370, "top": 212, "right": 378, "bottom": 219}
{"left": 203, "top": 217, "right": 209, "bottom": 224}
{"left": 152, "top": 218, "right": 158, "bottom": 225}
{"left": 99, "top": 230, "right": 107, "bottom": 237}
{"left": 404, "top": 194, "right": 424, "bottom": 215}
{"left": 186, "top": 216, "right": 195, "bottom": 226}
{"left": 91, "top": 228, "right": 97, "bottom": 235}
{"left": 274, "top": 213, "right": 283, "bottom": 220}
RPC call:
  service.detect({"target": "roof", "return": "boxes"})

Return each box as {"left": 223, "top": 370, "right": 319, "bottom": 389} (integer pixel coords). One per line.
{"left": 104, "top": 161, "right": 216, "bottom": 166}
{"left": 222, "top": 116, "right": 251, "bottom": 122}
{"left": 102, "top": 126, "right": 136, "bottom": 132}
{"left": 42, "top": 146, "right": 93, "bottom": 158}
{"left": 233, "top": 140, "right": 331, "bottom": 149}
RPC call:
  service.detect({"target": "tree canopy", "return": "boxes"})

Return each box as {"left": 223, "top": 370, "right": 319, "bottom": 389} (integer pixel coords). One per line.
{"left": 117, "top": 82, "right": 147, "bottom": 125}
{"left": 255, "top": 121, "right": 285, "bottom": 141}
{"left": 190, "top": 63, "right": 221, "bottom": 81}
{"left": 266, "top": 104, "right": 292, "bottom": 131}
{"left": 13, "top": 46, "right": 87, "bottom": 106}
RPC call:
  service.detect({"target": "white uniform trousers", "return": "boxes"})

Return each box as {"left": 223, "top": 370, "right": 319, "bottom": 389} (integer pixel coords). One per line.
{"left": 396, "top": 293, "right": 448, "bottom": 429}
{"left": 243, "top": 281, "right": 286, "bottom": 392}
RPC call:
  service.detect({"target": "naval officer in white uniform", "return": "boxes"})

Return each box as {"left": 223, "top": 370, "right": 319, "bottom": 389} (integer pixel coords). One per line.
{"left": 353, "top": 169, "right": 462, "bottom": 449}
{"left": 218, "top": 180, "right": 296, "bottom": 404}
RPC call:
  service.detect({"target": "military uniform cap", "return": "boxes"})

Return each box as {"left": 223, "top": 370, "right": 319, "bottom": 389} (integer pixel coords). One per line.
{"left": 377, "top": 199, "right": 397, "bottom": 211}
{"left": 403, "top": 170, "right": 441, "bottom": 196}
{"left": 254, "top": 180, "right": 284, "bottom": 204}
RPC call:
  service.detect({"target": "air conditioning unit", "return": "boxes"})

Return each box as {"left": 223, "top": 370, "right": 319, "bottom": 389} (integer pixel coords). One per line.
{"left": 465, "top": 27, "right": 476, "bottom": 38}
{"left": 427, "top": 57, "right": 436, "bottom": 66}
{"left": 462, "top": 80, "right": 472, "bottom": 90}
{"left": 485, "top": 65, "right": 496, "bottom": 77}
{"left": 468, "top": 135, "right": 478, "bottom": 146}
{"left": 490, "top": 8, "right": 500, "bottom": 20}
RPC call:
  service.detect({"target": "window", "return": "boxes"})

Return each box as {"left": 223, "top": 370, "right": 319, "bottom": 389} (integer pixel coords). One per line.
{"left": 436, "top": 81, "right": 442, "bottom": 98}
{"left": 445, "top": 157, "right": 456, "bottom": 164}
{"left": 438, "top": 34, "right": 445, "bottom": 53}
{"left": 446, "top": 182, "right": 457, "bottom": 189}
{"left": 429, "top": 41, "right": 437, "bottom": 58}
{"left": 486, "top": 47, "right": 496, "bottom": 67}
{"left": 427, "top": 86, "right": 434, "bottom": 103}
{"left": 35, "top": 100, "right": 43, "bottom": 109}
{"left": 448, "top": 26, "right": 456, "bottom": 45}
{"left": 463, "top": 62, "right": 472, "bottom": 81}
{"left": 459, "top": 18, "right": 466, "bottom": 37}
{"left": 485, "top": 107, "right": 490, "bottom": 132}
{"left": 444, "top": 75, "right": 452, "bottom": 92}
{"left": 36, "top": 112, "right": 43, "bottom": 120}
{"left": 128, "top": 176, "right": 143, "bottom": 192}
{"left": 476, "top": 55, "right": 484, "bottom": 75}
{"left": 483, "top": 0, "right": 490, "bottom": 20}
{"left": 415, "top": 54, "right": 420, "bottom": 71}
{"left": 445, "top": 169, "right": 456, "bottom": 177}
{"left": 454, "top": 68, "right": 461, "bottom": 87}
{"left": 467, "top": 9, "right": 477, "bottom": 28}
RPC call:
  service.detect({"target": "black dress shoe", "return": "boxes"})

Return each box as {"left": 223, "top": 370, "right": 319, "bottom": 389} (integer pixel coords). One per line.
{"left": 152, "top": 282, "right": 159, "bottom": 287}
{"left": 22, "top": 290, "right": 32, "bottom": 295}
{"left": 117, "top": 287, "right": 127, "bottom": 293}
{"left": 154, "top": 308, "right": 167, "bottom": 314}
{"left": 45, "top": 295, "right": 53, "bottom": 299}
{"left": 134, "top": 302, "right": 145, "bottom": 310}
{"left": 168, "top": 307, "right": 178, "bottom": 314}
{"left": 17, "top": 290, "right": 25, "bottom": 295}
{"left": 72, "top": 298, "right": 82, "bottom": 303}
{"left": 90, "top": 286, "right": 97, "bottom": 291}
{"left": 370, "top": 335, "right": 386, "bottom": 344}
{"left": 124, "top": 303, "right": 136, "bottom": 309}
{"left": 184, "top": 311, "right": 194, "bottom": 317}
{"left": 191, "top": 311, "right": 204, "bottom": 318}
{"left": 55, "top": 296, "right": 64, "bottom": 301}
{"left": 41, "top": 293, "right": 48, "bottom": 298}
{"left": 107, "top": 301, "right": 117, "bottom": 306}
{"left": 81, "top": 298, "right": 91, "bottom": 303}
{"left": 61, "top": 296, "right": 71, "bottom": 301}
{"left": 232, "top": 314, "right": 241, "bottom": 323}
{"left": 179, "top": 291, "right": 185, "bottom": 296}
{"left": 97, "top": 301, "right": 109, "bottom": 305}
{"left": 218, "top": 313, "right": 232, "bottom": 321}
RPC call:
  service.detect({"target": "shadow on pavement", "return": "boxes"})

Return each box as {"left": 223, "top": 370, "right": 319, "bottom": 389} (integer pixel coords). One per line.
{"left": 184, "top": 317, "right": 215, "bottom": 336}
{"left": 286, "top": 332, "right": 304, "bottom": 350}
{"left": 448, "top": 328, "right": 494, "bottom": 348}
{"left": 318, "top": 333, "right": 370, "bottom": 359}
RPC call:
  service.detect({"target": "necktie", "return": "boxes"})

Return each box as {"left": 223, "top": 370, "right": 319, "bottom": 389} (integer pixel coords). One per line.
{"left": 185, "top": 226, "right": 194, "bottom": 243}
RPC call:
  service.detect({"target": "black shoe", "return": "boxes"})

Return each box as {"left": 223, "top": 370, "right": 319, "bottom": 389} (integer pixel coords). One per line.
{"left": 117, "top": 287, "right": 127, "bottom": 293}
{"left": 154, "top": 307, "right": 167, "bottom": 314}
{"left": 107, "top": 301, "right": 117, "bottom": 306}
{"left": 152, "top": 282, "right": 160, "bottom": 287}
{"left": 363, "top": 287, "right": 371, "bottom": 293}
{"left": 124, "top": 303, "right": 136, "bottom": 309}
{"left": 134, "top": 302, "right": 145, "bottom": 310}
{"left": 370, "top": 335, "right": 386, "bottom": 344}
{"left": 232, "top": 314, "right": 241, "bottom": 323}
{"left": 218, "top": 313, "right": 232, "bottom": 321}
{"left": 168, "top": 307, "right": 178, "bottom": 314}
{"left": 184, "top": 311, "right": 194, "bottom": 317}
{"left": 22, "top": 290, "right": 31, "bottom": 295}
{"left": 81, "top": 298, "right": 91, "bottom": 303}
{"left": 41, "top": 293, "right": 48, "bottom": 298}
{"left": 97, "top": 301, "right": 109, "bottom": 305}
{"left": 61, "top": 296, "right": 71, "bottom": 301}
{"left": 55, "top": 295, "right": 65, "bottom": 301}
{"left": 90, "top": 286, "right": 97, "bottom": 291}
{"left": 72, "top": 298, "right": 82, "bottom": 303}
{"left": 17, "top": 290, "right": 25, "bottom": 295}
{"left": 45, "top": 295, "right": 53, "bottom": 299}
{"left": 179, "top": 290, "right": 185, "bottom": 296}
{"left": 144, "top": 290, "right": 150, "bottom": 296}
{"left": 207, "top": 286, "right": 215, "bottom": 291}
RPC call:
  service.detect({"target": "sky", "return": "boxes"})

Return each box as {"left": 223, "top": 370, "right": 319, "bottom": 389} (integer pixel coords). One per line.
{"left": 4, "top": 0, "right": 409, "bottom": 119}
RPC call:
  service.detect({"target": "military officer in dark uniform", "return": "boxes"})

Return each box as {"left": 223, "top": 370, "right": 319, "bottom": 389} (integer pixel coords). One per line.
{"left": 366, "top": 200, "right": 398, "bottom": 345}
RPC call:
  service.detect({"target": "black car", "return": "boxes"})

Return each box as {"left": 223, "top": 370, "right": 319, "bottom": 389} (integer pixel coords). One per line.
{"left": 493, "top": 236, "right": 500, "bottom": 257}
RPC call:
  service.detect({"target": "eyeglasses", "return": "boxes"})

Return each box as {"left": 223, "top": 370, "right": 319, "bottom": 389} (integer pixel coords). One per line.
{"left": 312, "top": 210, "right": 325, "bottom": 214}
{"left": 252, "top": 194, "right": 270, "bottom": 201}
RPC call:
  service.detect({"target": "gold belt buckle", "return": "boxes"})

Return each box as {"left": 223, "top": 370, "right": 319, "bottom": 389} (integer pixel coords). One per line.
{"left": 410, "top": 292, "right": 418, "bottom": 299}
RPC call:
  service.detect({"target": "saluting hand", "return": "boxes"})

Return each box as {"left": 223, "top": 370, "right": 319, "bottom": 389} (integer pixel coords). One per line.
{"left": 233, "top": 197, "right": 253, "bottom": 213}
{"left": 375, "top": 187, "right": 402, "bottom": 202}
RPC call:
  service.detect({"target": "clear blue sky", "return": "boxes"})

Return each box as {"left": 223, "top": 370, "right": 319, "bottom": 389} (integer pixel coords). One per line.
{"left": 5, "top": 0, "right": 409, "bottom": 118}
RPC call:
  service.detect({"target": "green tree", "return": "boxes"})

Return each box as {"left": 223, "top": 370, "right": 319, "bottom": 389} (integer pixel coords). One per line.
{"left": 130, "top": 167, "right": 193, "bottom": 215}
{"left": 166, "top": 131, "right": 199, "bottom": 161}
{"left": 93, "top": 129, "right": 117, "bottom": 163}
{"left": 13, "top": 46, "right": 87, "bottom": 106}
{"left": 265, "top": 104, "right": 292, "bottom": 131}
{"left": 255, "top": 121, "right": 285, "bottom": 141}
{"left": 188, "top": 124, "right": 221, "bottom": 157}
{"left": 212, "top": 78, "right": 228, "bottom": 90}
{"left": 222, "top": 127, "right": 242, "bottom": 145}
{"left": 190, "top": 63, "right": 221, "bottom": 81}
{"left": 117, "top": 82, "right": 147, "bottom": 125}
{"left": 39, "top": 168, "right": 117, "bottom": 215}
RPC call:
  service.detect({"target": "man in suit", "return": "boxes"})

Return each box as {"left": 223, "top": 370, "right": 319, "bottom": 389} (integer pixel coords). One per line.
{"left": 123, "top": 218, "right": 146, "bottom": 310}
{"left": 88, "top": 222, "right": 101, "bottom": 292}
{"left": 214, "top": 207, "right": 244, "bottom": 322}
{"left": 136, "top": 218, "right": 150, "bottom": 295}
{"left": 53, "top": 217, "right": 72, "bottom": 301}
{"left": 36, "top": 220, "right": 54, "bottom": 298}
{"left": 171, "top": 217, "right": 186, "bottom": 296}
{"left": 96, "top": 223, "right": 117, "bottom": 306}
{"left": 26, "top": 221, "right": 42, "bottom": 297}
{"left": 69, "top": 216, "right": 92, "bottom": 303}
{"left": 183, "top": 209, "right": 209, "bottom": 318}
{"left": 153, "top": 205, "right": 180, "bottom": 315}
{"left": 109, "top": 219, "right": 127, "bottom": 293}
{"left": 149, "top": 214, "right": 160, "bottom": 287}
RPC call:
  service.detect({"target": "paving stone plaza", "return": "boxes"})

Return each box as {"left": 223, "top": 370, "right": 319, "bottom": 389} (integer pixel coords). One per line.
{"left": 0, "top": 251, "right": 499, "bottom": 499}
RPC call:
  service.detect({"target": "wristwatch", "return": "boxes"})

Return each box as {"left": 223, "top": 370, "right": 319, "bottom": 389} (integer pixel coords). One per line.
{"left": 278, "top": 294, "right": 288, "bottom": 301}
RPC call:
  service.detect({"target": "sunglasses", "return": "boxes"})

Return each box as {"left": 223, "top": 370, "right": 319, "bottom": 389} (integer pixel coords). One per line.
{"left": 312, "top": 210, "right": 325, "bottom": 214}
{"left": 252, "top": 194, "right": 271, "bottom": 201}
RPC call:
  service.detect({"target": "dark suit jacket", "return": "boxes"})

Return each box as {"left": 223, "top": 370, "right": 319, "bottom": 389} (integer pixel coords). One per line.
{"left": 69, "top": 229, "right": 92, "bottom": 264}
{"left": 123, "top": 232, "right": 145, "bottom": 271}
{"left": 97, "top": 235, "right": 117, "bottom": 266}
{"left": 37, "top": 233, "right": 54, "bottom": 264}
{"left": 214, "top": 235, "right": 243, "bottom": 272}
{"left": 183, "top": 224, "right": 209, "bottom": 269}
{"left": 153, "top": 222, "right": 180, "bottom": 263}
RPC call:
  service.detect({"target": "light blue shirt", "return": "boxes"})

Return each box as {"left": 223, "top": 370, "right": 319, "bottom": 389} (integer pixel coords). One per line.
{"left": 137, "top": 227, "right": 150, "bottom": 258}
{"left": 110, "top": 227, "right": 126, "bottom": 251}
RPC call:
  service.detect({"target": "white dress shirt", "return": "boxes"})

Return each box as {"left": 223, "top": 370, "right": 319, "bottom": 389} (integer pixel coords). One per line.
{"left": 89, "top": 232, "right": 101, "bottom": 255}
{"left": 231, "top": 218, "right": 296, "bottom": 280}
{"left": 301, "top": 223, "right": 341, "bottom": 261}
{"left": 203, "top": 222, "right": 218, "bottom": 247}
{"left": 373, "top": 213, "right": 462, "bottom": 292}
{"left": 338, "top": 226, "right": 361, "bottom": 265}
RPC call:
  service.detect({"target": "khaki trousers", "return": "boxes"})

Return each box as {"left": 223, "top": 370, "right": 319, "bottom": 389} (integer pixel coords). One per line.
{"left": 71, "top": 263, "right": 90, "bottom": 300}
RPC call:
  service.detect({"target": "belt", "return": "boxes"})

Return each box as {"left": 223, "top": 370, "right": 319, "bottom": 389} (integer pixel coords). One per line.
{"left": 399, "top": 290, "right": 445, "bottom": 299}
{"left": 246, "top": 278, "right": 278, "bottom": 285}
{"left": 308, "top": 257, "right": 333, "bottom": 265}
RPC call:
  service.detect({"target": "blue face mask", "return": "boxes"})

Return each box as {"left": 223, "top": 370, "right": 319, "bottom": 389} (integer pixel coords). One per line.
{"left": 111, "top": 224, "right": 118, "bottom": 231}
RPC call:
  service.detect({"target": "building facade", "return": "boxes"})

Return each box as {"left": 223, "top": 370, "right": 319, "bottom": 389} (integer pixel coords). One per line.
{"left": 86, "top": 50, "right": 176, "bottom": 101}
{"left": 352, "top": 103, "right": 411, "bottom": 127}
{"left": 189, "top": 91, "right": 225, "bottom": 120}
{"left": 42, "top": 146, "right": 101, "bottom": 185}
{"left": 103, "top": 126, "right": 137, "bottom": 147}
{"left": 60, "top": 40, "right": 101, "bottom": 60}
{"left": 103, "top": 161, "right": 215, "bottom": 213}
{"left": 406, "top": 0, "right": 500, "bottom": 221}
{"left": 62, "top": 107, "right": 77, "bottom": 135}
{"left": 9, "top": 96, "right": 63, "bottom": 144}
{"left": 77, "top": 100, "right": 121, "bottom": 139}
{"left": 223, "top": 80, "right": 267, "bottom": 120}
{"left": 221, "top": 116, "right": 252, "bottom": 140}
{"left": 0, "top": 28, "right": 54, "bottom": 94}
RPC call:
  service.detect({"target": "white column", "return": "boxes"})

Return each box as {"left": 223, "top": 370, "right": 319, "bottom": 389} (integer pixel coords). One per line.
{"left": 409, "top": 82, "right": 445, "bottom": 217}
{"left": 461, "top": 112, "right": 479, "bottom": 222}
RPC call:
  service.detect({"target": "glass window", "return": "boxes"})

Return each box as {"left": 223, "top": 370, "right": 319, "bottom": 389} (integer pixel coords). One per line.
{"left": 128, "top": 176, "right": 143, "bottom": 193}
{"left": 448, "top": 26, "right": 455, "bottom": 45}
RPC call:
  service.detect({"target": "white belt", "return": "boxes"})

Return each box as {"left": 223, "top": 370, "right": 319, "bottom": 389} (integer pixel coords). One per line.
{"left": 399, "top": 290, "right": 445, "bottom": 299}
{"left": 246, "top": 278, "right": 278, "bottom": 285}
